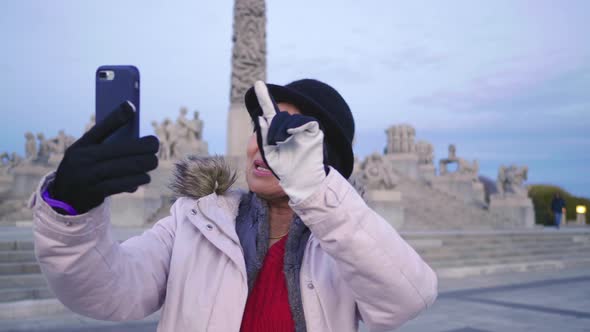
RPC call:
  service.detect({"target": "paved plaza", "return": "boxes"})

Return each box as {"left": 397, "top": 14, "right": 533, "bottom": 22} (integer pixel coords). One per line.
{"left": 393, "top": 267, "right": 590, "bottom": 332}
{"left": 1, "top": 267, "right": 589, "bottom": 332}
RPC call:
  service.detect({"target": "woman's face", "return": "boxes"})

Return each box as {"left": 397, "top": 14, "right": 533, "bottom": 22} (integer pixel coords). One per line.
{"left": 246, "top": 102, "right": 301, "bottom": 200}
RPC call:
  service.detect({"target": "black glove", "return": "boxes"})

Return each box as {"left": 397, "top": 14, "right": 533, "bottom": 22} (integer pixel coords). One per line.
{"left": 50, "top": 101, "right": 159, "bottom": 214}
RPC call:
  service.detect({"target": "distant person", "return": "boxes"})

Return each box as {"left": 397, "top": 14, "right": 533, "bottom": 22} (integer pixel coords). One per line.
{"left": 551, "top": 193, "right": 566, "bottom": 229}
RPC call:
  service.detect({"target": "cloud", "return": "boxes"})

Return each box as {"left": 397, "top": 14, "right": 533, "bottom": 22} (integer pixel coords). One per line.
{"left": 379, "top": 45, "right": 448, "bottom": 71}
{"left": 410, "top": 51, "right": 589, "bottom": 113}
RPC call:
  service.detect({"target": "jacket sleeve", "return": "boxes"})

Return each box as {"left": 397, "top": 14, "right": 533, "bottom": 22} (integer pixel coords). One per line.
{"left": 31, "top": 172, "right": 176, "bottom": 321}
{"left": 290, "top": 168, "right": 438, "bottom": 331}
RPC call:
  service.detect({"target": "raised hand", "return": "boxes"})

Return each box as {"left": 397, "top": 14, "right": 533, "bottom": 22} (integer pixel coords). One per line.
{"left": 50, "top": 101, "right": 159, "bottom": 214}
{"left": 254, "top": 81, "right": 327, "bottom": 203}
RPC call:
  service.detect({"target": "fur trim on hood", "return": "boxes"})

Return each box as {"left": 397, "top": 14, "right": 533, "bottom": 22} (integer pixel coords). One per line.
{"left": 170, "top": 155, "right": 366, "bottom": 201}
{"left": 170, "top": 155, "right": 237, "bottom": 200}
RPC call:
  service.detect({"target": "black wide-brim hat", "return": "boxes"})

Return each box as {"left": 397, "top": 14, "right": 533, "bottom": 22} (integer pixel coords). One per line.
{"left": 245, "top": 79, "right": 355, "bottom": 179}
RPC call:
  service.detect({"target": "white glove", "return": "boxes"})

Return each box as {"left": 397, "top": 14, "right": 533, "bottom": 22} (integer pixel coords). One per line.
{"left": 254, "top": 81, "right": 326, "bottom": 204}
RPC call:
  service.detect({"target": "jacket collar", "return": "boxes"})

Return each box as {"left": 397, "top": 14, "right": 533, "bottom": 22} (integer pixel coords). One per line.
{"left": 192, "top": 190, "right": 244, "bottom": 245}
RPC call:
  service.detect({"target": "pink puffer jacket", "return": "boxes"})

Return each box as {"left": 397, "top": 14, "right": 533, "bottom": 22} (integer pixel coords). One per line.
{"left": 31, "top": 160, "right": 437, "bottom": 332}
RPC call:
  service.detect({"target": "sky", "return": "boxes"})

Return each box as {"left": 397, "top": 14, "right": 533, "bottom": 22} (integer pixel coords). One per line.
{"left": 1, "top": 0, "right": 589, "bottom": 197}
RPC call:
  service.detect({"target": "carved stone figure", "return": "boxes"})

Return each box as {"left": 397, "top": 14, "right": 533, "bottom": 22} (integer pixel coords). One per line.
{"left": 175, "top": 108, "right": 191, "bottom": 139}
{"left": 463, "top": 159, "right": 478, "bottom": 174}
{"left": 226, "top": 0, "right": 267, "bottom": 158}
{"left": 439, "top": 145, "right": 478, "bottom": 177}
{"left": 415, "top": 141, "right": 434, "bottom": 165}
{"left": 152, "top": 120, "right": 170, "bottom": 160}
{"left": 458, "top": 158, "right": 479, "bottom": 175}
{"left": 25, "top": 132, "right": 37, "bottom": 161}
{"left": 404, "top": 126, "right": 414, "bottom": 152}
{"left": 171, "top": 108, "right": 207, "bottom": 158}
{"left": 164, "top": 118, "right": 177, "bottom": 158}
{"left": 35, "top": 133, "right": 51, "bottom": 164}
{"left": 355, "top": 153, "right": 398, "bottom": 190}
{"left": 0, "top": 153, "right": 9, "bottom": 175}
{"left": 0, "top": 152, "right": 22, "bottom": 175}
{"left": 52, "top": 130, "right": 72, "bottom": 154}
{"left": 152, "top": 108, "right": 207, "bottom": 160}
{"left": 230, "top": 0, "right": 267, "bottom": 104}
{"left": 385, "top": 126, "right": 399, "bottom": 153}
{"left": 191, "top": 111, "right": 204, "bottom": 140}
{"left": 10, "top": 153, "right": 22, "bottom": 169}
{"left": 496, "top": 165, "right": 528, "bottom": 197}
{"left": 448, "top": 144, "right": 457, "bottom": 160}
{"left": 399, "top": 126, "right": 408, "bottom": 152}
{"left": 385, "top": 124, "right": 417, "bottom": 154}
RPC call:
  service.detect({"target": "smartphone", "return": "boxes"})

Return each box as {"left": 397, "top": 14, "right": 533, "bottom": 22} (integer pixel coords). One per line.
{"left": 95, "top": 65, "right": 140, "bottom": 144}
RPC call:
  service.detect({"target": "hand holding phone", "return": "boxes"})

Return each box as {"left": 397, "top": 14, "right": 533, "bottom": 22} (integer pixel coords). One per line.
{"left": 49, "top": 102, "right": 159, "bottom": 214}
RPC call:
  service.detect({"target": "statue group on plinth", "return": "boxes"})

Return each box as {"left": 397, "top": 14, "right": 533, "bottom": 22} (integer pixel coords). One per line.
{"left": 152, "top": 107, "right": 208, "bottom": 161}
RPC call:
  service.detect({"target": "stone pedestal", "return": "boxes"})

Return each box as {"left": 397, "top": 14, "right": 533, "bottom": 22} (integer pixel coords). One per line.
{"left": 431, "top": 173, "right": 486, "bottom": 206}
{"left": 364, "top": 190, "right": 404, "bottom": 229}
{"left": 174, "top": 141, "right": 209, "bottom": 159}
{"left": 148, "top": 160, "right": 175, "bottom": 196}
{"left": 227, "top": 103, "right": 253, "bottom": 158}
{"left": 109, "top": 186, "right": 163, "bottom": 227}
{"left": 418, "top": 164, "right": 436, "bottom": 183}
{"left": 11, "top": 165, "right": 53, "bottom": 199}
{"left": 47, "top": 154, "right": 64, "bottom": 168}
{"left": 0, "top": 175, "right": 13, "bottom": 199}
{"left": 489, "top": 194, "right": 535, "bottom": 228}
{"left": 107, "top": 162, "right": 179, "bottom": 227}
{"left": 385, "top": 153, "right": 419, "bottom": 180}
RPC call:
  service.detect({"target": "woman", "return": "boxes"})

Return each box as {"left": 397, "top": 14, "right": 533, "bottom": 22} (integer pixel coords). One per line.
{"left": 31, "top": 79, "right": 437, "bottom": 331}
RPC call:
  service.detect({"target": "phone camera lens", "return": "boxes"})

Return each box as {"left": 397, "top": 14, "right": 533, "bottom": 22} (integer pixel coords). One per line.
{"left": 99, "top": 71, "right": 107, "bottom": 78}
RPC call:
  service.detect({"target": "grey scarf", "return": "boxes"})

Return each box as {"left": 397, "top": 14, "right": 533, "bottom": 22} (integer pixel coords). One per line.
{"left": 235, "top": 192, "right": 310, "bottom": 332}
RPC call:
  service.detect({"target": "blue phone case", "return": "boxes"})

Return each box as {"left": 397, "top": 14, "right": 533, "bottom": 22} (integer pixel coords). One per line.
{"left": 95, "top": 65, "right": 140, "bottom": 144}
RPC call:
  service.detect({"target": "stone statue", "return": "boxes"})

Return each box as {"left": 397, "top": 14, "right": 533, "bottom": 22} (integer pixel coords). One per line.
{"left": 408, "top": 126, "right": 416, "bottom": 153}
{"left": 439, "top": 144, "right": 477, "bottom": 176}
{"left": 355, "top": 153, "right": 398, "bottom": 190}
{"left": 51, "top": 130, "right": 71, "bottom": 154}
{"left": 226, "top": 0, "right": 267, "bottom": 158}
{"left": 385, "top": 126, "right": 398, "bottom": 153}
{"left": 35, "top": 133, "right": 51, "bottom": 164}
{"left": 415, "top": 141, "right": 434, "bottom": 165}
{"left": 458, "top": 158, "right": 479, "bottom": 176}
{"left": 0, "top": 153, "right": 9, "bottom": 175}
{"left": 25, "top": 132, "right": 37, "bottom": 161}
{"left": 42, "top": 130, "right": 76, "bottom": 165}
{"left": 175, "top": 108, "right": 191, "bottom": 139}
{"left": 85, "top": 114, "right": 95, "bottom": 133}
{"left": 230, "top": 0, "right": 267, "bottom": 104}
{"left": 171, "top": 108, "right": 207, "bottom": 158}
{"left": 385, "top": 124, "right": 417, "bottom": 154}
{"left": 348, "top": 155, "right": 366, "bottom": 197}
{"left": 164, "top": 118, "right": 177, "bottom": 158}
{"left": 0, "top": 152, "right": 22, "bottom": 175}
{"left": 152, "top": 109, "right": 208, "bottom": 160}
{"left": 496, "top": 165, "right": 528, "bottom": 197}
{"left": 191, "top": 111, "right": 204, "bottom": 140}
{"left": 448, "top": 144, "right": 457, "bottom": 160}
{"left": 152, "top": 120, "right": 171, "bottom": 160}
{"left": 399, "top": 126, "right": 407, "bottom": 152}
{"left": 10, "top": 153, "right": 22, "bottom": 169}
